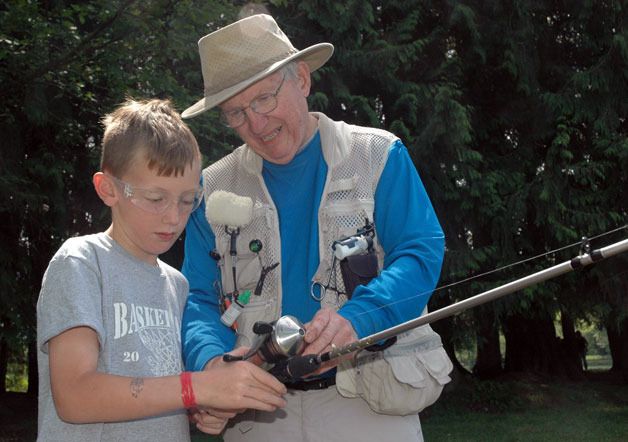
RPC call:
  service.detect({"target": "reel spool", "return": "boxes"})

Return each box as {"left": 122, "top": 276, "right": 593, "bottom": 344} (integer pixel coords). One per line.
{"left": 223, "top": 315, "right": 306, "bottom": 363}
{"left": 257, "top": 315, "right": 306, "bottom": 363}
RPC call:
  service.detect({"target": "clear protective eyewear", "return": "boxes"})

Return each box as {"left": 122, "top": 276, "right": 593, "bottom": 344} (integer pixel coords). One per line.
{"left": 108, "top": 175, "right": 203, "bottom": 215}
{"left": 220, "top": 73, "right": 286, "bottom": 128}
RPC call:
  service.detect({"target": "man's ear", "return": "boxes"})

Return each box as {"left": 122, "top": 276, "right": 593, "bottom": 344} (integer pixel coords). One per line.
{"left": 93, "top": 172, "right": 118, "bottom": 207}
{"left": 296, "top": 61, "right": 312, "bottom": 98}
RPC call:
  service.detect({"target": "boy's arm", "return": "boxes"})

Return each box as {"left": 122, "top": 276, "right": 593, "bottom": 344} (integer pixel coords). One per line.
{"left": 181, "top": 200, "right": 236, "bottom": 370}
{"left": 49, "top": 326, "right": 285, "bottom": 424}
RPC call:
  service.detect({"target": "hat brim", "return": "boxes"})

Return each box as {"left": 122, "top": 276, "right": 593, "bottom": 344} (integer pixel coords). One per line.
{"left": 182, "top": 43, "right": 334, "bottom": 119}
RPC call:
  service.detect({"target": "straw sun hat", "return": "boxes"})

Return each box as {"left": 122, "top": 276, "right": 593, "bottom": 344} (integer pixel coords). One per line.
{"left": 182, "top": 14, "right": 334, "bottom": 119}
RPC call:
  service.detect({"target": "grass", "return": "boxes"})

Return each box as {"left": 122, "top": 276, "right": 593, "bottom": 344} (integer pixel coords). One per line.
{"left": 587, "top": 354, "right": 612, "bottom": 371}
{"left": 421, "top": 370, "right": 628, "bottom": 441}
{"left": 3, "top": 370, "right": 626, "bottom": 442}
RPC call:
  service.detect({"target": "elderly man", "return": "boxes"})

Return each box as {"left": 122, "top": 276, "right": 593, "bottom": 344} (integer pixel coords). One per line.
{"left": 181, "top": 14, "right": 448, "bottom": 441}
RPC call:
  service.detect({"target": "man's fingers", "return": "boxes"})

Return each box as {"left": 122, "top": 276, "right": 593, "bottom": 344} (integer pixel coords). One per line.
{"left": 200, "top": 408, "right": 237, "bottom": 419}
{"left": 196, "top": 421, "right": 228, "bottom": 435}
{"left": 303, "top": 309, "right": 357, "bottom": 356}
{"left": 304, "top": 309, "right": 331, "bottom": 343}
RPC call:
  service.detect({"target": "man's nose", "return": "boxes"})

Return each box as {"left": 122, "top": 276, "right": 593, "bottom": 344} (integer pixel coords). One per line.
{"left": 244, "top": 108, "right": 268, "bottom": 133}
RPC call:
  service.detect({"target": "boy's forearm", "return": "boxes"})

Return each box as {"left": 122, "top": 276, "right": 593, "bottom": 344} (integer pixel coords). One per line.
{"left": 53, "top": 372, "right": 185, "bottom": 424}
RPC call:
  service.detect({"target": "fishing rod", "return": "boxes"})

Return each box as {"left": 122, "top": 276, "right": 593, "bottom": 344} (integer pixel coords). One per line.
{"left": 265, "top": 237, "right": 628, "bottom": 382}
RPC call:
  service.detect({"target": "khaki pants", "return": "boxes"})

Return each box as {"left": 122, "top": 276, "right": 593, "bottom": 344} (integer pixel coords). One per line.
{"left": 223, "top": 386, "right": 423, "bottom": 442}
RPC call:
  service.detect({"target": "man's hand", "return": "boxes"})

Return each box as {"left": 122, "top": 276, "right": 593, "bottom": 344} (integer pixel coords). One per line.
{"left": 302, "top": 308, "right": 357, "bottom": 375}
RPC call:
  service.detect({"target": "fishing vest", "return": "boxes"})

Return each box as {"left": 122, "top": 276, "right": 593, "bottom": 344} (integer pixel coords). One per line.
{"left": 202, "top": 112, "right": 396, "bottom": 349}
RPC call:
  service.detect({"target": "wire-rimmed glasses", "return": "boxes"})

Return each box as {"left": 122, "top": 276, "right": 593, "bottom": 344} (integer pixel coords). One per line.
{"left": 220, "top": 73, "right": 286, "bottom": 128}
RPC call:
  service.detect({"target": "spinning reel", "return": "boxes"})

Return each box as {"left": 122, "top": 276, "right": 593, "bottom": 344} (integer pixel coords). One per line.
{"left": 223, "top": 315, "right": 306, "bottom": 364}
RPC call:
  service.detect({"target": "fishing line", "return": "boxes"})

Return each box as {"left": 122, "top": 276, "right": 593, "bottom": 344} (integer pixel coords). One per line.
{"left": 345, "top": 224, "right": 627, "bottom": 321}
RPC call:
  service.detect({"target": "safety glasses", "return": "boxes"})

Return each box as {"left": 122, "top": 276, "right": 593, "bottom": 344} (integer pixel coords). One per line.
{"left": 108, "top": 174, "right": 203, "bottom": 215}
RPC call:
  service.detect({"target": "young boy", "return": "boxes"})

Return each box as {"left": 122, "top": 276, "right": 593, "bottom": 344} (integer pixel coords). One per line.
{"left": 36, "top": 99, "right": 286, "bottom": 441}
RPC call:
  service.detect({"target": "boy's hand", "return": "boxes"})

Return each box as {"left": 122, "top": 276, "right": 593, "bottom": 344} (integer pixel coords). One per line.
{"left": 194, "top": 348, "right": 287, "bottom": 412}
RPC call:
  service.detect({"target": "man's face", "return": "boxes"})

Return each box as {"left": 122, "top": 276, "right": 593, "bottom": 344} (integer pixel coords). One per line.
{"left": 220, "top": 62, "right": 316, "bottom": 165}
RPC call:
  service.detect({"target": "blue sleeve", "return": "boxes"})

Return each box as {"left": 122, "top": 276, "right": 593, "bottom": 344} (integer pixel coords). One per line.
{"left": 181, "top": 198, "right": 236, "bottom": 371}
{"left": 338, "top": 140, "right": 445, "bottom": 338}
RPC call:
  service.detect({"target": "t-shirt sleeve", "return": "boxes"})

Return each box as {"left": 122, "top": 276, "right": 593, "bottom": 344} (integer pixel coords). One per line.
{"left": 37, "top": 251, "right": 106, "bottom": 354}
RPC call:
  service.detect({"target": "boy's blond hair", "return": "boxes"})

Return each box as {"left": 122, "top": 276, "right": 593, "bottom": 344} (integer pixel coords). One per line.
{"left": 101, "top": 98, "right": 200, "bottom": 177}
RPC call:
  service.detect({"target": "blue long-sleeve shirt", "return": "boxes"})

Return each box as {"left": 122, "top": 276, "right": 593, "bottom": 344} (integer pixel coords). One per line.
{"left": 181, "top": 132, "right": 444, "bottom": 371}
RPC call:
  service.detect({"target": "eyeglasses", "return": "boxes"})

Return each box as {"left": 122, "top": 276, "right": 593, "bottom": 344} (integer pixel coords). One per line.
{"left": 108, "top": 175, "right": 203, "bottom": 215}
{"left": 220, "top": 74, "right": 286, "bottom": 128}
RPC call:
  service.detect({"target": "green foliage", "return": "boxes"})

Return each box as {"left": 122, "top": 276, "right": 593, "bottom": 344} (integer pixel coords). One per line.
{"left": 0, "top": 0, "right": 239, "bottom": 357}
{"left": 271, "top": 0, "right": 627, "bottom": 369}
{"left": 1, "top": 0, "right": 626, "bottom": 385}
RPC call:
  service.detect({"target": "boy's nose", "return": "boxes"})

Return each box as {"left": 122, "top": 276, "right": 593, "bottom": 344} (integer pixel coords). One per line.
{"left": 161, "top": 201, "right": 181, "bottom": 225}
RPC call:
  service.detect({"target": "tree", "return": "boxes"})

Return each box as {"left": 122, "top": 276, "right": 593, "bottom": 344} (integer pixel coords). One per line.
{"left": 0, "top": 0, "right": 239, "bottom": 394}
{"left": 271, "top": 0, "right": 627, "bottom": 378}
{"left": 1, "top": 0, "right": 626, "bottom": 393}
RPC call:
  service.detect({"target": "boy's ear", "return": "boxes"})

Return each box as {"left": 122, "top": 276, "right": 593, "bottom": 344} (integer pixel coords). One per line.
{"left": 93, "top": 172, "right": 118, "bottom": 207}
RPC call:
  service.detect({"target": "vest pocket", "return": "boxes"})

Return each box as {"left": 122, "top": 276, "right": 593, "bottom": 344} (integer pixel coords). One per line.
{"left": 335, "top": 325, "right": 453, "bottom": 415}
{"left": 234, "top": 298, "right": 277, "bottom": 349}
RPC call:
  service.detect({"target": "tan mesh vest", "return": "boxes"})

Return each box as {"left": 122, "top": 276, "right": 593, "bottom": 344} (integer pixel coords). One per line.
{"left": 202, "top": 112, "right": 396, "bottom": 348}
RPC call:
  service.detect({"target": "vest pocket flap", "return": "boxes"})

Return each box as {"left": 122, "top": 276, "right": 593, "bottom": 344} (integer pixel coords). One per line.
{"left": 386, "top": 352, "right": 428, "bottom": 388}
{"left": 327, "top": 176, "right": 357, "bottom": 193}
{"left": 343, "top": 253, "right": 378, "bottom": 278}
{"left": 416, "top": 347, "right": 454, "bottom": 385}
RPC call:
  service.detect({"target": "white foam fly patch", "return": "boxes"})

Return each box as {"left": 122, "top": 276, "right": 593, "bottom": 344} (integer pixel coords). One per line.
{"left": 206, "top": 190, "right": 253, "bottom": 227}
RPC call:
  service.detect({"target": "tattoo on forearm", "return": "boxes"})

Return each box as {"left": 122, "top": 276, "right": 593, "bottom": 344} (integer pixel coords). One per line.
{"left": 130, "top": 377, "right": 144, "bottom": 399}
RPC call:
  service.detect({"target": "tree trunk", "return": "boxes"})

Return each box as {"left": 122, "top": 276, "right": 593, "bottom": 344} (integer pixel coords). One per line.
{"left": 503, "top": 310, "right": 583, "bottom": 378}
{"left": 603, "top": 264, "right": 628, "bottom": 381}
{"left": 607, "top": 320, "right": 623, "bottom": 372}
{"left": 560, "top": 310, "right": 585, "bottom": 375}
{"left": 27, "top": 341, "right": 37, "bottom": 397}
{"left": 620, "top": 320, "right": 628, "bottom": 383}
{"left": 0, "top": 338, "right": 8, "bottom": 394}
{"left": 606, "top": 318, "right": 628, "bottom": 383}
{"left": 472, "top": 306, "right": 502, "bottom": 378}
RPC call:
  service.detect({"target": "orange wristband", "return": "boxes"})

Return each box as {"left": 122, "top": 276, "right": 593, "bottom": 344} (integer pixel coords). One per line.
{"left": 180, "top": 371, "right": 197, "bottom": 409}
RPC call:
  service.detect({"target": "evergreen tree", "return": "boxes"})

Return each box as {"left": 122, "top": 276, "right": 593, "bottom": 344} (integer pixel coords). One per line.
{"left": 0, "top": 0, "right": 239, "bottom": 393}
{"left": 271, "top": 0, "right": 627, "bottom": 378}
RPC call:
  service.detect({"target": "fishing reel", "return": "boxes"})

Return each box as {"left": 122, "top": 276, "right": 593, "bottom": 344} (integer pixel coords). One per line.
{"left": 222, "top": 314, "right": 396, "bottom": 383}
{"left": 223, "top": 315, "right": 306, "bottom": 364}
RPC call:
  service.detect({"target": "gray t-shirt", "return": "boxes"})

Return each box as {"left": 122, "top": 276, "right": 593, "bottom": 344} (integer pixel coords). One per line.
{"left": 37, "top": 232, "right": 190, "bottom": 442}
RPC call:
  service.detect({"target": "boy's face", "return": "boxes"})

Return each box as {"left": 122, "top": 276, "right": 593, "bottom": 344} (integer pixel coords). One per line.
{"left": 106, "top": 157, "right": 201, "bottom": 265}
